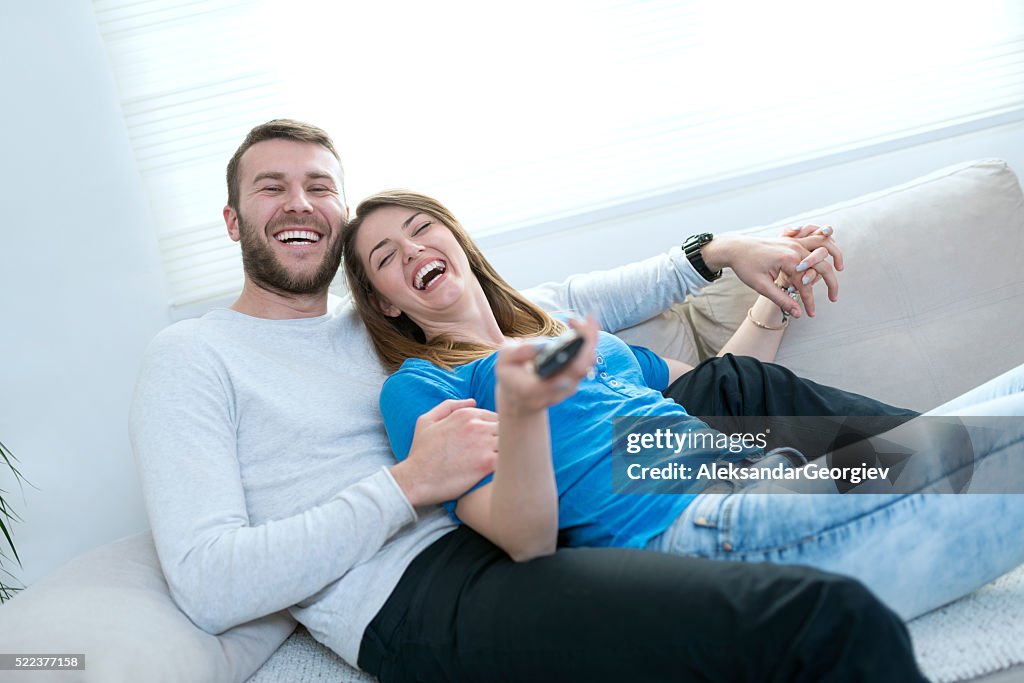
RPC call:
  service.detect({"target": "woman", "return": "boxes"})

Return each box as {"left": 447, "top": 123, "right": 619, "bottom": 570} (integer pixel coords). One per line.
{"left": 342, "top": 189, "right": 1024, "bottom": 620}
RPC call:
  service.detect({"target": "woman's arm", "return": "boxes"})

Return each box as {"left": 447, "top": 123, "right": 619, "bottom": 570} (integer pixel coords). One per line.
{"left": 660, "top": 286, "right": 798, "bottom": 385}
{"left": 453, "top": 401, "right": 559, "bottom": 562}
{"left": 661, "top": 227, "right": 838, "bottom": 383}
{"left": 716, "top": 291, "right": 792, "bottom": 362}
{"left": 455, "top": 318, "right": 599, "bottom": 562}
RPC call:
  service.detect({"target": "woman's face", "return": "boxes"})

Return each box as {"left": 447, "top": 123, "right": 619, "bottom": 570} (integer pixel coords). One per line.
{"left": 355, "top": 205, "right": 474, "bottom": 322}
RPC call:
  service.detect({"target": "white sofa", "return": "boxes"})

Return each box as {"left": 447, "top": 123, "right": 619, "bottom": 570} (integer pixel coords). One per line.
{"left": 1, "top": 159, "right": 1022, "bottom": 683}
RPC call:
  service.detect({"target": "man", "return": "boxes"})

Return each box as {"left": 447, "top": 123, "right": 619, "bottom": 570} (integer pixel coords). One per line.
{"left": 131, "top": 119, "right": 925, "bottom": 681}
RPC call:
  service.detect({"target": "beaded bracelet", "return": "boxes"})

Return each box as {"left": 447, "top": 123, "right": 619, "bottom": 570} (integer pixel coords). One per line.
{"left": 780, "top": 284, "right": 800, "bottom": 324}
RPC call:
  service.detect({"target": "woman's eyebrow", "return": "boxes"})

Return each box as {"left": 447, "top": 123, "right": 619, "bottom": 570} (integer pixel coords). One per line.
{"left": 401, "top": 212, "right": 424, "bottom": 230}
{"left": 368, "top": 212, "right": 426, "bottom": 261}
{"left": 368, "top": 238, "right": 391, "bottom": 261}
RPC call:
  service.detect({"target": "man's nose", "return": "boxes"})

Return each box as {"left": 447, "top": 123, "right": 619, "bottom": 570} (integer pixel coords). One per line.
{"left": 283, "top": 187, "right": 314, "bottom": 213}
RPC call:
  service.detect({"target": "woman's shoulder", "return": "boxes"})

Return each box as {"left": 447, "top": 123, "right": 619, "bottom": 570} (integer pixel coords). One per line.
{"left": 388, "top": 357, "right": 453, "bottom": 382}
{"left": 595, "top": 329, "right": 633, "bottom": 353}
{"left": 386, "top": 355, "right": 493, "bottom": 386}
{"left": 381, "top": 355, "right": 495, "bottom": 410}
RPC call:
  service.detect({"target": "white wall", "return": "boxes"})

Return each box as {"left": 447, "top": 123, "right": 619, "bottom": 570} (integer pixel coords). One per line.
{"left": 0, "top": 1, "right": 171, "bottom": 585}
{"left": 482, "top": 120, "right": 1024, "bottom": 288}
{"left": 0, "top": 1, "right": 1021, "bottom": 589}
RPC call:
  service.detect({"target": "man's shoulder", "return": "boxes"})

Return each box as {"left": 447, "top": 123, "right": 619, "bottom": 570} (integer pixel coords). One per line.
{"left": 149, "top": 312, "right": 218, "bottom": 346}
{"left": 143, "top": 312, "right": 242, "bottom": 368}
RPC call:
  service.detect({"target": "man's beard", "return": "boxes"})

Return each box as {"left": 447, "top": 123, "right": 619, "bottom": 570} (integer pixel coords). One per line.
{"left": 237, "top": 214, "right": 344, "bottom": 296}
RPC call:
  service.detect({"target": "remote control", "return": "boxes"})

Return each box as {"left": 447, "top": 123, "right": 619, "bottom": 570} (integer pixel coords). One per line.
{"left": 534, "top": 330, "right": 585, "bottom": 379}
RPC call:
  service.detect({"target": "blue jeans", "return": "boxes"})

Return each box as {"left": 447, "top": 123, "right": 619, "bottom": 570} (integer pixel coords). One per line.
{"left": 652, "top": 363, "right": 1024, "bottom": 620}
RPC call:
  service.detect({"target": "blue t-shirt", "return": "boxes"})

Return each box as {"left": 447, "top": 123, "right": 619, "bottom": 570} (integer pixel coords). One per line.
{"left": 380, "top": 332, "right": 715, "bottom": 548}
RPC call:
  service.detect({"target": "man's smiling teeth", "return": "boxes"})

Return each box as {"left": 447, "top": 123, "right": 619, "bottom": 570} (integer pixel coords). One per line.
{"left": 275, "top": 230, "right": 321, "bottom": 245}
{"left": 414, "top": 260, "right": 447, "bottom": 290}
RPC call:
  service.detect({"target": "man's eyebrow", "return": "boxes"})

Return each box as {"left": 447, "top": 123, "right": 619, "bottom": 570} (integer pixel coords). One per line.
{"left": 368, "top": 213, "right": 426, "bottom": 261}
{"left": 252, "top": 171, "right": 285, "bottom": 184}
{"left": 250, "top": 171, "right": 337, "bottom": 185}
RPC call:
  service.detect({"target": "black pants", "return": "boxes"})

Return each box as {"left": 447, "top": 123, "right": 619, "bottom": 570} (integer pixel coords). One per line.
{"left": 359, "top": 526, "right": 925, "bottom": 682}
{"left": 359, "top": 356, "right": 928, "bottom": 681}
{"left": 664, "top": 354, "right": 921, "bottom": 457}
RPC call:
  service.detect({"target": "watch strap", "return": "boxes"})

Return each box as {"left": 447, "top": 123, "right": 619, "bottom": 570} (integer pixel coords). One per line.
{"left": 682, "top": 232, "right": 723, "bottom": 282}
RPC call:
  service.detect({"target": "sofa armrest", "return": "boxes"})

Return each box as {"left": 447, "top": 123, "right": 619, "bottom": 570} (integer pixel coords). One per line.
{"left": 0, "top": 533, "right": 295, "bottom": 683}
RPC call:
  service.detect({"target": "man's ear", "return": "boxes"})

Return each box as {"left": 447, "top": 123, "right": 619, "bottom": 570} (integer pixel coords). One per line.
{"left": 369, "top": 292, "right": 402, "bottom": 318}
{"left": 224, "top": 205, "right": 241, "bottom": 242}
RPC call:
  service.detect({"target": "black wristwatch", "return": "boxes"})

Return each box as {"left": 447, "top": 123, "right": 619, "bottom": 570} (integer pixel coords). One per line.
{"left": 682, "top": 233, "right": 723, "bottom": 282}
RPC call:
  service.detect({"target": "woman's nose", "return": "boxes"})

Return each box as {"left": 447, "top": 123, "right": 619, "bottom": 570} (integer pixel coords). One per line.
{"left": 402, "top": 241, "right": 425, "bottom": 262}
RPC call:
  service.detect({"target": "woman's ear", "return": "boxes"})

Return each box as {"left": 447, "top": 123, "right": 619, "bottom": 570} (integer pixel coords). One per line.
{"left": 369, "top": 292, "right": 402, "bottom": 318}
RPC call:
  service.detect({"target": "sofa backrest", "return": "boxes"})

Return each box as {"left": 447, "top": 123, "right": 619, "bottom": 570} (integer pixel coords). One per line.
{"left": 619, "top": 159, "right": 1024, "bottom": 412}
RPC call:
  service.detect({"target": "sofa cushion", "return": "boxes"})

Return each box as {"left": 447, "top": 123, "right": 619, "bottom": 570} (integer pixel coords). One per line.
{"left": 686, "top": 159, "right": 1024, "bottom": 411}
{"left": 0, "top": 533, "right": 295, "bottom": 683}
{"left": 614, "top": 305, "right": 701, "bottom": 366}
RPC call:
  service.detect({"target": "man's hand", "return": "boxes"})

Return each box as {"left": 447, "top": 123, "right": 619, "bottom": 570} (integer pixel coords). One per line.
{"left": 701, "top": 225, "right": 842, "bottom": 318}
{"left": 390, "top": 398, "right": 498, "bottom": 508}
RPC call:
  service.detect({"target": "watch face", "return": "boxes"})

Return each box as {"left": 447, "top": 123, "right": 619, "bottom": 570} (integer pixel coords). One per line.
{"left": 686, "top": 233, "right": 713, "bottom": 249}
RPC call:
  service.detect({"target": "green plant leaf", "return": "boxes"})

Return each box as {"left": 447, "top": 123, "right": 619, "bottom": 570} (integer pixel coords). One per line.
{"left": 0, "top": 440, "right": 29, "bottom": 604}
{"left": 0, "top": 517, "right": 21, "bottom": 565}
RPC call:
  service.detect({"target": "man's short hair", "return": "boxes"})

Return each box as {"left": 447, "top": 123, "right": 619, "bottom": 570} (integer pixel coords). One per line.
{"left": 226, "top": 119, "right": 344, "bottom": 210}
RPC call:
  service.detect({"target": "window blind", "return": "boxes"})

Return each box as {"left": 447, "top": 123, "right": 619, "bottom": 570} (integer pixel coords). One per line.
{"left": 93, "top": 0, "right": 1024, "bottom": 314}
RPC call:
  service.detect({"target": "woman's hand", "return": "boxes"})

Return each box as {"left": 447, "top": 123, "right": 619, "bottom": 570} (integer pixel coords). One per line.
{"left": 718, "top": 225, "right": 840, "bottom": 363}
{"left": 458, "top": 316, "right": 599, "bottom": 562}
{"left": 496, "top": 316, "right": 599, "bottom": 416}
{"left": 778, "top": 224, "right": 840, "bottom": 306}
{"left": 701, "top": 224, "right": 843, "bottom": 318}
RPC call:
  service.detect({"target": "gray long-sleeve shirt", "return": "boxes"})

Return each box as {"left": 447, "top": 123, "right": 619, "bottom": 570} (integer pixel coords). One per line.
{"left": 129, "top": 248, "right": 708, "bottom": 666}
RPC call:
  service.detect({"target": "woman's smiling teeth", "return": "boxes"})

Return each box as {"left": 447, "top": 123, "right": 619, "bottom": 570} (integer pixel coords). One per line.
{"left": 414, "top": 260, "right": 447, "bottom": 291}
{"left": 275, "top": 230, "right": 321, "bottom": 245}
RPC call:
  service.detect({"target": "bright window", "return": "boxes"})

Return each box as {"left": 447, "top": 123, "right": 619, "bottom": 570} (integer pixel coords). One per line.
{"left": 93, "top": 0, "right": 1024, "bottom": 315}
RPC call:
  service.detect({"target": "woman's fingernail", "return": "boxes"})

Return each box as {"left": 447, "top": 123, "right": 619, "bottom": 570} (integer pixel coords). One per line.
{"left": 822, "top": 226, "right": 833, "bottom": 236}
{"left": 802, "top": 275, "right": 812, "bottom": 285}
{"left": 795, "top": 263, "right": 808, "bottom": 272}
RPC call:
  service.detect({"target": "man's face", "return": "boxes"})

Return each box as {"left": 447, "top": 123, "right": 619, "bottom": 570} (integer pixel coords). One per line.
{"left": 225, "top": 138, "right": 348, "bottom": 296}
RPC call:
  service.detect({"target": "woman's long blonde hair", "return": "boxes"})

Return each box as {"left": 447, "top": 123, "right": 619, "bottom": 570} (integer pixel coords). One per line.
{"left": 342, "top": 190, "right": 565, "bottom": 372}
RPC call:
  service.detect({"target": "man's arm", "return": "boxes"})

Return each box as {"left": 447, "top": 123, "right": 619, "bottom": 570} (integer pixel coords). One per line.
{"left": 131, "top": 327, "right": 479, "bottom": 634}
{"left": 523, "top": 227, "right": 841, "bottom": 331}
{"left": 522, "top": 250, "right": 707, "bottom": 333}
